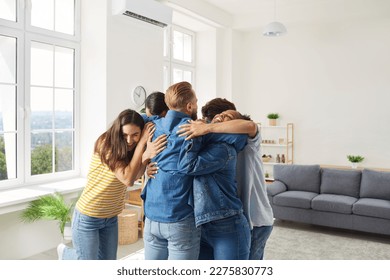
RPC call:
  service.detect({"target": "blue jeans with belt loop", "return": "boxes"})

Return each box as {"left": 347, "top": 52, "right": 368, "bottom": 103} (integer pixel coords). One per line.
{"left": 198, "top": 213, "right": 251, "bottom": 260}
{"left": 143, "top": 215, "right": 201, "bottom": 260}
{"left": 62, "top": 208, "right": 119, "bottom": 260}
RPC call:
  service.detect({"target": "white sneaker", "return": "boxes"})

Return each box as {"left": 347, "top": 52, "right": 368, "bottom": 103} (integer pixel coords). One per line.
{"left": 57, "top": 243, "right": 66, "bottom": 260}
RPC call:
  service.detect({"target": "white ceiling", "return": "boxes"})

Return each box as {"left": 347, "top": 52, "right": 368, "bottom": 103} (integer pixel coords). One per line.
{"left": 202, "top": 0, "right": 273, "bottom": 16}
{"left": 199, "top": 0, "right": 390, "bottom": 30}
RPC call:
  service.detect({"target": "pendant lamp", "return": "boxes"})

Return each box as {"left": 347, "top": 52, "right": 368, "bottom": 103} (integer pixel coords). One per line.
{"left": 263, "top": 0, "right": 287, "bottom": 37}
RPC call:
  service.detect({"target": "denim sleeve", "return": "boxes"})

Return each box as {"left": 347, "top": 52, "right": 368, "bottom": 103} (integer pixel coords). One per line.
{"left": 205, "top": 133, "right": 247, "bottom": 152}
{"left": 177, "top": 138, "right": 229, "bottom": 176}
{"left": 141, "top": 114, "right": 149, "bottom": 123}
{"left": 141, "top": 114, "right": 161, "bottom": 124}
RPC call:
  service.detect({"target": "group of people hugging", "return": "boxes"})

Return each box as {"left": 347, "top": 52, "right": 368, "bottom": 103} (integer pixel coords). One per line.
{"left": 57, "top": 81, "right": 274, "bottom": 261}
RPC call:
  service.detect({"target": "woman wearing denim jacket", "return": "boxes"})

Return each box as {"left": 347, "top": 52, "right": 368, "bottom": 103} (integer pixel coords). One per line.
{"left": 177, "top": 111, "right": 251, "bottom": 260}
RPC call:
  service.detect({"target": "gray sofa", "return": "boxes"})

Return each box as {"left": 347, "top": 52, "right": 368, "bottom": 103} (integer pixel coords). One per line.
{"left": 267, "top": 164, "right": 390, "bottom": 236}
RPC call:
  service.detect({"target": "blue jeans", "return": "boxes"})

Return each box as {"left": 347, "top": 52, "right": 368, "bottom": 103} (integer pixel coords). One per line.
{"left": 62, "top": 209, "right": 118, "bottom": 260}
{"left": 249, "top": 225, "right": 273, "bottom": 260}
{"left": 143, "top": 215, "right": 201, "bottom": 260}
{"left": 199, "top": 213, "right": 251, "bottom": 260}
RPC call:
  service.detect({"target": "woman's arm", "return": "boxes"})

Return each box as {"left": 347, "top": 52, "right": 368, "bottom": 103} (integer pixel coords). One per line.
{"left": 177, "top": 119, "right": 258, "bottom": 140}
{"left": 142, "top": 134, "right": 167, "bottom": 165}
{"left": 135, "top": 134, "right": 167, "bottom": 179}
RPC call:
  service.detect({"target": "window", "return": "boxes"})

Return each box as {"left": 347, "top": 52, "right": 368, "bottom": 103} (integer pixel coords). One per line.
{"left": 163, "top": 25, "right": 195, "bottom": 90}
{"left": 29, "top": 40, "right": 76, "bottom": 176}
{"left": 0, "top": 0, "right": 80, "bottom": 188}
{"left": 30, "top": 0, "right": 75, "bottom": 35}
{"left": 0, "top": 33, "right": 17, "bottom": 182}
{"left": 0, "top": 0, "right": 17, "bottom": 22}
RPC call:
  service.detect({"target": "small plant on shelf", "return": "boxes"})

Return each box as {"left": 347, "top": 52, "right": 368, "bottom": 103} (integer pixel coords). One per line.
{"left": 267, "top": 113, "right": 279, "bottom": 126}
{"left": 267, "top": 113, "right": 279, "bottom": 119}
{"left": 347, "top": 155, "right": 364, "bottom": 163}
{"left": 347, "top": 155, "right": 364, "bottom": 169}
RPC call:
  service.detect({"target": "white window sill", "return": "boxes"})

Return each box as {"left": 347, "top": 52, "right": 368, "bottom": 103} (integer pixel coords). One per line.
{"left": 0, "top": 177, "right": 86, "bottom": 215}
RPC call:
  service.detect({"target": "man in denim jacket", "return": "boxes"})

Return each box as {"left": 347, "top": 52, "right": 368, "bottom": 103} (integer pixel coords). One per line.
{"left": 141, "top": 82, "right": 245, "bottom": 260}
{"left": 177, "top": 110, "right": 251, "bottom": 259}
{"left": 178, "top": 104, "right": 274, "bottom": 260}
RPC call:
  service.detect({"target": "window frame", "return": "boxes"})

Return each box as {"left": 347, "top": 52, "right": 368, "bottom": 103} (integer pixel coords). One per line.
{"left": 0, "top": 0, "right": 24, "bottom": 29}
{"left": 0, "top": 25, "right": 24, "bottom": 188}
{"left": 170, "top": 25, "right": 195, "bottom": 67}
{"left": 0, "top": 0, "right": 80, "bottom": 189}
{"left": 25, "top": 0, "right": 81, "bottom": 42}
{"left": 24, "top": 33, "right": 80, "bottom": 184}
{"left": 164, "top": 24, "right": 196, "bottom": 89}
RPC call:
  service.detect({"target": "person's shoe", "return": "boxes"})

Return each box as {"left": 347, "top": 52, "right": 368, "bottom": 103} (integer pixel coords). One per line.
{"left": 57, "top": 243, "right": 66, "bottom": 260}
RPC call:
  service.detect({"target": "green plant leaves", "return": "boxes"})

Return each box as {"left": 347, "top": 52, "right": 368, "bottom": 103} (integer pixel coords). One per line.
{"left": 267, "top": 113, "right": 279, "bottom": 119}
{"left": 21, "top": 193, "right": 74, "bottom": 236}
{"left": 347, "top": 155, "right": 364, "bottom": 163}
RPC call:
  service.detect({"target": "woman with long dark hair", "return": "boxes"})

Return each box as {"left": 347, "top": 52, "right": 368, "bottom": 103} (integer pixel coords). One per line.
{"left": 58, "top": 109, "right": 166, "bottom": 260}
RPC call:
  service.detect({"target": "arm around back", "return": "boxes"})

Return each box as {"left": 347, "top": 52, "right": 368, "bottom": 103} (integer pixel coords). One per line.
{"left": 177, "top": 137, "right": 230, "bottom": 176}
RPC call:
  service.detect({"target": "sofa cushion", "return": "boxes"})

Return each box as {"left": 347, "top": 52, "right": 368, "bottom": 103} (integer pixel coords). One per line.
{"left": 274, "top": 164, "right": 321, "bottom": 193}
{"left": 273, "top": 191, "right": 318, "bottom": 209}
{"left": 312, "top": 194, "right": 358, "bottom": 214}
{"left": 267, "top": 181, "right": 287, "bottom": 197}
{"left": 360, "top": 169, "right": 390, "bottom": 200}
{"left": 320, "top": 168, "right": 361, "bottom": 198}
{"left": 353, "top": 198, "right": 390, "bottom": 220}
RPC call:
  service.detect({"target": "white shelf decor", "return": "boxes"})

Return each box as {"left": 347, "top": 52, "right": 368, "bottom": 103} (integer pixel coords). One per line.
{"left": 258, "top": 123, "right": 294, "bottom": 180}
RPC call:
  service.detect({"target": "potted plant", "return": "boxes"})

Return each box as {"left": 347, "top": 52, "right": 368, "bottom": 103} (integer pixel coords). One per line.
{"left": 267, "top": 113, "right": 279, "bottom": 126}
{"left": 21, "top": 193, "right": 75, "bottom": 241}
{"left": 347, "top": 155, "right": 365, "bottom": 169}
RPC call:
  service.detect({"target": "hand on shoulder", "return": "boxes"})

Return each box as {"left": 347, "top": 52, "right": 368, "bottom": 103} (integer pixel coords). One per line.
{"left": 177, "top": 120, "right": 210, "bottom": 140}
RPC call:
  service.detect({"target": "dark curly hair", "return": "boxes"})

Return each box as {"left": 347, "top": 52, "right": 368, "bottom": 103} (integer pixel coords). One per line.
{"left": 201, "top": 98, "right": 236, "bottom": 122}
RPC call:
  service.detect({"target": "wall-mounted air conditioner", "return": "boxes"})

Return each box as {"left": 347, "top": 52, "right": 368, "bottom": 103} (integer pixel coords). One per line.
{"left": 112, "top": 0, "right": 173, "bottom": 28}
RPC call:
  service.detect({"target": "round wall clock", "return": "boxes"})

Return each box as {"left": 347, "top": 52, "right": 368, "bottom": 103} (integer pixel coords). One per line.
{"left": 132, "top": 86, "right": 146, "bottom": 107}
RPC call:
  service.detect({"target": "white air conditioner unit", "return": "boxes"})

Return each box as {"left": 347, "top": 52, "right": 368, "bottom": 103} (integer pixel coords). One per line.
{"left": 112, "top": 0, "right": 172, "bottom": 28}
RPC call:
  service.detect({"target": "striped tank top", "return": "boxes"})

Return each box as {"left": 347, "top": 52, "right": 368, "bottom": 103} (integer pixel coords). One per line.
{"left": 76, "top": 153, "right": 126, "bottom": 218}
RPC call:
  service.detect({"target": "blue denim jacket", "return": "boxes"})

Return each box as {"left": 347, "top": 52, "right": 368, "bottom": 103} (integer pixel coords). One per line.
{"left": 141, "top": 110, "right": 196, "bottom": 222}
{"left": 142, "top": 110, "right": 247, "bottom": 223}
{"left": 141, "top": 114, "right": 160, "bottom": 124}
{"left": 178, "top": 133, "right": 247, "bottom": 227}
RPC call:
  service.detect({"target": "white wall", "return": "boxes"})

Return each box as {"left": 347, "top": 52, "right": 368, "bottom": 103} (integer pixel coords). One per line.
{"left": 106, "top": 14, "right": 164, "bottom": 122}
{"left": 196, "top": 29, "right": 217, "bottom": 112}
{"left": 235, "top": 17, "right": 390, "bottom": 168}
{"left": 0, "top": 211, "right": 62, "bottom": 259}
{"left": 0, "top": 193, "right": 78, "bottom": 259}
{"left": 231, "top": 30, "right": 243, "bottom": 106}
{"left": 215, "top": 28, "right": 233, "bottom": 101}
{"left": 80, "top": 0, "right": 109, "bottom": 176}
{"left": 80, "top": 0, "right": 165, "bottom": 176}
